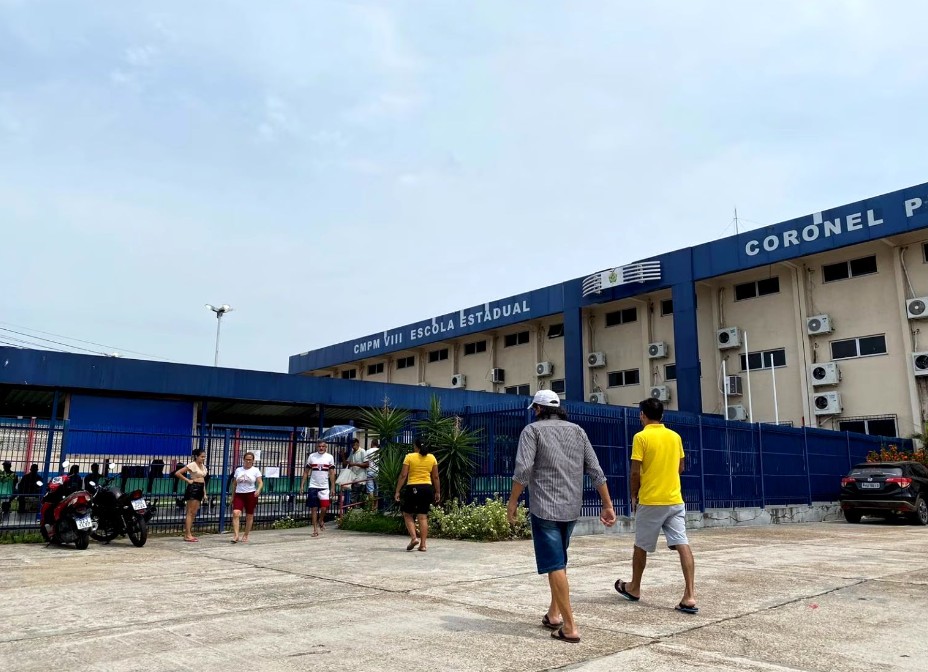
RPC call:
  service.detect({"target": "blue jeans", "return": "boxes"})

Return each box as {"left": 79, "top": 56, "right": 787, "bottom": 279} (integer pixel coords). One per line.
{"left": 530, "top": 514, "right": 576, "bottom": 574}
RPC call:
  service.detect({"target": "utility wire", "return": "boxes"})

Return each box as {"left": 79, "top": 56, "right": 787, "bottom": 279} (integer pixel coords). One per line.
{"left": 0, "top": 335, "right": 72, "bottom": 353}
{"left": 0, "top": 321, "right": 174, "bottom": 361}
{"left": 0, "top": 327, "right": 110, "bottom": 356}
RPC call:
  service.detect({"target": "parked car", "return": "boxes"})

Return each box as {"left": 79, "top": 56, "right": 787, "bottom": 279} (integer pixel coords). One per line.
{"left": 840, "top": 461, "right": 928, "bottom": 525}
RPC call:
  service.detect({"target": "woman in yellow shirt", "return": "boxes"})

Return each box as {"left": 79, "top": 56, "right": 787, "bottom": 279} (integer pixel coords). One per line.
{"left": 394, "top": 438, "right": 440, "bottom": 552}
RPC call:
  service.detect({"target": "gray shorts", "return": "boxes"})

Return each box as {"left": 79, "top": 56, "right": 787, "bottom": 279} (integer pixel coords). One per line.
{"left": 634, "top": 504, "right": 688, "bottom": 553}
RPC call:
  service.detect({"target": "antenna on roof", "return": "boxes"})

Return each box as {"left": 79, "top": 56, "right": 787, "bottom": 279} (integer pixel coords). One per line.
{"left": 734, "top": 207, "right": 740, "bottom": 235}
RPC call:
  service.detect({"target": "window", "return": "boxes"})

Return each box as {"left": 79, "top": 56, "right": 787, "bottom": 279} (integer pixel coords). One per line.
{"left": 607, "top": 369, "right": 640, "bottom": 387}
{"left": 822, "top": 255, "right": 878, "bottom": 282}
{"left": 547, "top": 323, "right": 564, "bottom": 339}
{"left": 550, "top": 379, "right": 565, "bottom": 394}
{"left": 428, "top": 348, "right": 449, "bottom": 363}
{"left": 830, "top": 334, "right": 887, "bottom": 360}
{"left": 664, "top": 364, "right": 677, "bottom": 381}
{"left": 504, "top": 331, "right": 530, "bottom": 347}
{"left": 734, "top": 277, "right": 780, "bottom": 301}
{"left": 605, "top": 307, "right": 637, "bottom": 327}
{"left": 366, "top": 363, "right": 384, "bottom": 376}
{"left": 504, "top": 384, "right": 530, "bottom": 395}
{"left": 739, "top": 348, "right": 787, "bottom": 371}
{"left": 463, "top": 340, "right": 487, "bottom": 356}
{"left": 340, "top": 369, "right": 357, "bottom": 380}
{"left": 660, "top": 299, "right": 673, "bottom": 316}
{"left": 396, "top": 356, "right": 415, "bottom": 369}
{"left": 838, "top": 415, "right": 897, "bottom": 438}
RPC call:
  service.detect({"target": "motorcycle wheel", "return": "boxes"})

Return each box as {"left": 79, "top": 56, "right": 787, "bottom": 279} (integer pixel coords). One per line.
{"left": 126, "top": 515, "right": 148, "bottom": 547}
{"left": 91, "top": 527, "right": 118, "bottom": 543}
{"left": 75, "top": 531, "right": 90, "bottom": 550}
{"left": 40, "top": 524, "right": 49, "bottom": 543}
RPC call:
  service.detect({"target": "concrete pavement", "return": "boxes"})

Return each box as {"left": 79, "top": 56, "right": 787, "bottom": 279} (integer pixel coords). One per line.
{"left": 0, "top": 520, "right": 925, "bottom": 671}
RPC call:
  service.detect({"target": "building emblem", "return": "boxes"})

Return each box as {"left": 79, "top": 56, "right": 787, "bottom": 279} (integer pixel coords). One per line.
{"left": 582, "top": 261, "right": 662, "bottom": 297}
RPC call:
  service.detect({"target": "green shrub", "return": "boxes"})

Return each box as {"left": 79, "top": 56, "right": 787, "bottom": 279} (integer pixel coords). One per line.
{"left": 338, "top": 508, "right": 406, "bottom": 535}
{"left": 271, "top": 515, "right": 308, "bottom": 530}
{"left": 429, "top": 497, "right": 530, "bottom": 541}
{"left": 0, "top": 531, "right": 45, "bottom": 544}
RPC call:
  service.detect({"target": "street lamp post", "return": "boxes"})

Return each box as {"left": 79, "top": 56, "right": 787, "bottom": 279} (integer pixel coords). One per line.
{"left": 205, "top": 304, "right": 234, "bottom": 367}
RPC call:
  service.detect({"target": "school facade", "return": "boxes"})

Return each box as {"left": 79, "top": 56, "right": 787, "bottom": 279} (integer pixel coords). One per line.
{"left": 290, "top": 181, "right": 928, "bottom": 438}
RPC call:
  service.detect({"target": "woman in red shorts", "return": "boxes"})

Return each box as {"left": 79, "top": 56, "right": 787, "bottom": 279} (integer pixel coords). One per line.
{"left": 231, "top": 452, "right": 263, "bottom": 543}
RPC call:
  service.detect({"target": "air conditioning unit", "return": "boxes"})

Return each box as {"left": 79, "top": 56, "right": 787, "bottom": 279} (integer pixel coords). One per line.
{"left": 724, "top": 375, "right": 743, "bottom": 396}
{"left": 806, "top": 314, "right": 834, "bottom": 335}
{"left": 907, "top": 297, "right": 928, "bottom": 320}
{"left": 647, "top": 341, "right": 668, "bottom": 359}
{"left": 913, "top": 352, "right": 928, "bottom": 376}
{"left": 536, "top": 361, "right": 554, "bottom": 377}
{"left": 490, "top": 368, "right": 505, "bottom": 384}
{"left": 726, "top": 404, "right": 747, "bottom": 421}
{"left": 809, "top": 362, "right": 840, "bottom": 386}
{"left": 812, "top": 391, "right": 842, "bottom": 415}
{"left": 450, "top": 374, "right": 466, "bottom": 388}
{"left": 587, "top": 352, "right": 606, "bottom": 368}
{"left": 589, "top": 392, "right": 608, "bottom": 404}
{"left": 717, "top": 327, "right": 742, "bottom": 350}
{"left": 649, "top": 385, "right": 670, "bottom": 402}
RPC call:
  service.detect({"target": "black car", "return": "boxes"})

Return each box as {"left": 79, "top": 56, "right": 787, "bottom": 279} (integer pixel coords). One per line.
{"left": 840, "top": 461, "right": 928, "bottom": 525}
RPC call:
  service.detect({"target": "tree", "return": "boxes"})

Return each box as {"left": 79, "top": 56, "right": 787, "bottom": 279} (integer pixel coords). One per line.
{"left": 415, "top": 396, "right": 480, "bottom": 503}
{"left": 358, "top": 399, "right": 411, "bottom": 507}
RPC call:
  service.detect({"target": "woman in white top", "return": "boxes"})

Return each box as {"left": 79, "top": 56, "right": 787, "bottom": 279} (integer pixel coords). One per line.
{"left": 231, "top": 451, "right": 263, "bottom": 543}
{"left": 174, "top": 448, "right": 208, "bottom": 543}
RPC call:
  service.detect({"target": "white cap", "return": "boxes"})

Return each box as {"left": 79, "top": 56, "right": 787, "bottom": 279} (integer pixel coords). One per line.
{"left": 528, "top": 389, "right": 560, "bottom": 409}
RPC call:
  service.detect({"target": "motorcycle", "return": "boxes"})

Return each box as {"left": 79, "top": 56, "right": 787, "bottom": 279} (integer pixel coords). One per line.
{"left": 39, "top": 473, "right": 93, "bottom": 550}
{"left": 88, "top": 476, "right": 150, "bottom": 547}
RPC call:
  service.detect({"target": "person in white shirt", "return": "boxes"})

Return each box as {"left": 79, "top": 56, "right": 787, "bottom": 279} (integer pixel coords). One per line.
{"left": 231, "top": 452, "right": 263, "bottom": 543}
{"left": 300, "top": 441, "right": 336, "bottom": 537}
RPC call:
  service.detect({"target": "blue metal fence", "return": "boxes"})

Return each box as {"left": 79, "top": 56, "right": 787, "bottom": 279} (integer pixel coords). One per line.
{"left": 0, "top": 404, "right": 910, "bottom": 536}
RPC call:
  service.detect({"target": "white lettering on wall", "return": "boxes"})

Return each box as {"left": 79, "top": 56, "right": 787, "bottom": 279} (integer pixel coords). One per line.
{"left": 743, "top": 206, "right": 892, "bottom": 256}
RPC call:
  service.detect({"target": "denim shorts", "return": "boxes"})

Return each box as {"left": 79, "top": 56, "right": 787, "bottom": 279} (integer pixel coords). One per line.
{"left": 530, "top": 514, "right": 576, "bottom": 575}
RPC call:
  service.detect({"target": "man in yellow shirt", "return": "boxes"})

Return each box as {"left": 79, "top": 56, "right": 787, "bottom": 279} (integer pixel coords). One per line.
{"left": 614, "top": 398, "right": 698, "bottom": 614}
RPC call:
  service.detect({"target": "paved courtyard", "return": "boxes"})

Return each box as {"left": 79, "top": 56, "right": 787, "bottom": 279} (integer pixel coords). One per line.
{"left": 0, "top": 520, "right": 925, "bottom": 671}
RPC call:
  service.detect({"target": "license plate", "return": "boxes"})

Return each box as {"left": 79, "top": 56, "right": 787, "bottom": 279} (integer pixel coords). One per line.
{"left": 861, "top": 482, "right": 881, "bottom": 489}
{"left": 131, "top": 499, "right": 147, "bottom": 511}
{"left": 75, "top": 515, "right": 93, "bottom": 530}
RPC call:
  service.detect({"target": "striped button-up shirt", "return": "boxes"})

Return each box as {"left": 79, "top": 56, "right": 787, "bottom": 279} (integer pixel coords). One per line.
{"left": 513, "top": 418, "right": 607, "bottom": 522}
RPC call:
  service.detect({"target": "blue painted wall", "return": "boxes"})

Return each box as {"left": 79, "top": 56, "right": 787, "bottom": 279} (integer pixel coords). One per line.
{"left": 67, "top": 394, "right": 195, "bottom": 456}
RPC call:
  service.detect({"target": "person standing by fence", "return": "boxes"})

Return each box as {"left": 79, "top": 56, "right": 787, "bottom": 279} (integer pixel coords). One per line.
{"left": 175, "top": 448, "right": 208, "bottom": 543}
{"left": 507, "top": 390, "right": 616, "bottom": 644}
{"left": 614, "top": 397, "right": 698, "bottom": 614}
{"left": 301, "top": 441, "right": 335, "bottom": 537}
{"left": 231, "top": 451, "right": 263, "bottom": 543}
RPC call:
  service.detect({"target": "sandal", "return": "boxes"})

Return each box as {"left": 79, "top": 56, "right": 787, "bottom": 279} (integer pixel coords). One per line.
{"left": 542, "top": 614, "right": 563, "bottom": 630}
{"left": 311, "top": 532, "right": 319, "bottom": 537}
{"left": 406, "top": 538, "right": 419, "bottom": 551}
{"left": 551, "top": 628, "right": 580, "bottom": 644}
{"left": 615, "top": 579, "right": 640, "bottom": 602}
{"left": 184, "top": 538, "right": 198, "bottom": 543}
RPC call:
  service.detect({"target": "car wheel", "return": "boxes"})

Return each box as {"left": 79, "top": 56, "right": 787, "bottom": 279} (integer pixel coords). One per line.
{"left": 843, "top": 510, "right": 862, "bottom": 524}
{"left": 912, "top": 496, "right": 928, "bottom": 526}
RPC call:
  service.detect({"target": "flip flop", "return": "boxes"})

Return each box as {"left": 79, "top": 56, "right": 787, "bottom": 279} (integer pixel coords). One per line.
{"left": 230, "top": 539, "right": 238, "bottom": 544}
{"left": 542, "top": 614, "right": 564, "bottom": 630}
{"left": 406, "top": 538, "right": 419, "bottom": 551}
{"left": 614, "top": 579, "right": 640, "bottom": 602}
{"left": 550, "top": 628, "right": 580, "bottom": 644}
{"left": 311, "top": 532, "right": 319, "bottom": 537}
{"left": 184, "top": 538, "right": 198, "bottom": 543}
{"left": 675, "top": 602, "right": 699, "bottom": 615}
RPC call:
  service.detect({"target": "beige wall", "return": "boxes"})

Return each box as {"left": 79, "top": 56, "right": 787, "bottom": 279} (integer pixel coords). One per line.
{"left": 306, "top": 239, "right": 928, "bottom": 437}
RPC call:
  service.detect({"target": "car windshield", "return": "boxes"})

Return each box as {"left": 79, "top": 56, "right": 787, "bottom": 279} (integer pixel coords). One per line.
{"left": 849, "top": 466, "right": 903, "bottom": 477}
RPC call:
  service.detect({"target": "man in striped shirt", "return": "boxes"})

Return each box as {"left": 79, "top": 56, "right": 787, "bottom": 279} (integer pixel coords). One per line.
{"left": 507, "top": 390, "right": 616, "bottom": 644}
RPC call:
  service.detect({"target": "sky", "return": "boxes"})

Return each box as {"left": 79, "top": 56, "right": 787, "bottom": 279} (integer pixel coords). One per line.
{"left": 2, "top": 1, "right": 928, "bottom": 373}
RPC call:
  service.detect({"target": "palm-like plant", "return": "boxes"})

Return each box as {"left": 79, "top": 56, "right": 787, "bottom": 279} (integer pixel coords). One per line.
{"left": 416, "top": 396, "right": 480, "bottom": 503}
{"left": 358, "top": 399, "right": 412, "bottom": 507}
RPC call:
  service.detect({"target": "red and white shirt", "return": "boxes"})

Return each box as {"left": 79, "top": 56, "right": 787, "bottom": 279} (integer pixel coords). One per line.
{"left": 306, "top": 452, "right": 335, "bottom": 489}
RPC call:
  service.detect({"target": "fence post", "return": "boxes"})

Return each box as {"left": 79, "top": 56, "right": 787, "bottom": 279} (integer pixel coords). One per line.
{"left": 802, "top": 427, "right": 813, "bottom": 505}
{"left": 218, "top": 428, "right": 231, "bottom": 534}
{"left": 38, "top": 391, "right": 60, "bottom": 522}
{"left": 845, "top": 431, "right": 853, "bottom": 472}
{"left": 59, "top": 419, "right": 71, "bottom": 468}
{"left": 757, "top": 422, "right": 766, "bottom": 509}
{"left": 623, "top": 409, "right": 632, "bottom": 517}
{"left": 698, "top": 415, "right": 705, "bottom": 513}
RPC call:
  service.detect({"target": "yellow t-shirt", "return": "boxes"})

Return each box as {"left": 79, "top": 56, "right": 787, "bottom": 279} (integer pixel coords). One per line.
{"left": 631, "top": 423, "right": 685, "bottom": 506}
{"left": 404, "top": 452, "right": 438, "bottom": 485}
